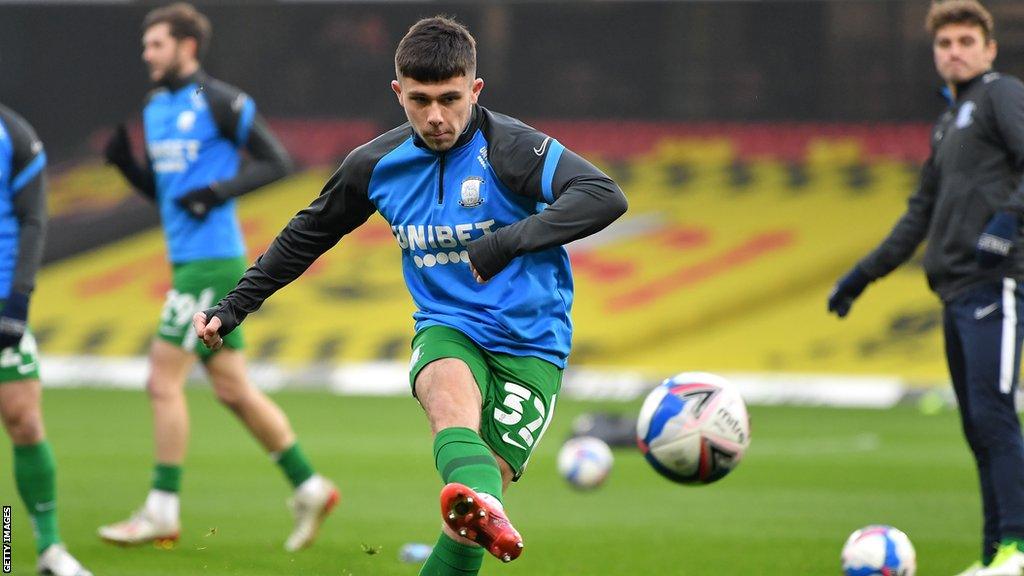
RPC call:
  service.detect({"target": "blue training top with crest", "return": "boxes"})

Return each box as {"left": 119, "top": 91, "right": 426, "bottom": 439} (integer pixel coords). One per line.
{"left": 211, "top": 105, "right": 627, "bottom": 367}
{"left": 110, "top": 70, "right": 292, "bottom": 264}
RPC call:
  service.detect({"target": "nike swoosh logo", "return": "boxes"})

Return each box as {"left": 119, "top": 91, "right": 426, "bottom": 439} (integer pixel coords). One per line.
{"left": 533, "top": 137, "right": 551, "bottom": 157}
{"left": 975, "top": 303, "right": 1000, "bottom": 320}
{"left": 500, "top": 432, "right": 527, "bottom": 450}
{"left": 34, "top": 501, "right": 55, "bottom": 513}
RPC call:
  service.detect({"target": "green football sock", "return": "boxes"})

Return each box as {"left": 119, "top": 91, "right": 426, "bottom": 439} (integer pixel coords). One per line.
{"left": 418, "top": 532, "right": 484, "bottom": 576}
{"left": 433, "top": 427, "right": 502, "bottom": 502}
{"left": 152, "top": 463, "right": 182, "bottom": 493}
{"left": 13, "top": 442, "right": 60, "bottom": 554}
{"left": 275, "top": 442, "right": 315, "bottom": 488}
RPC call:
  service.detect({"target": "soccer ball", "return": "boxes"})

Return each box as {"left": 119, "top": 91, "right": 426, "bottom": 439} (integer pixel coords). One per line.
{"left": 557, "top": 436, "right": 613, "bottom": 490}
{"left": 636, "top": 371, "right": 750, "bottom": 484}
{"left": 841, "top": 525, "right": 916, "bottom": 576}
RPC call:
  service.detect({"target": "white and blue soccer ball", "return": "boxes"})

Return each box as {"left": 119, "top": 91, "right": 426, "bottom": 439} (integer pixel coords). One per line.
{"left": 636, "top": 372, "right": 750, "bottom": 485}
{"left": 557, "top": 436, "right": 614, "bottom": 490}
{"left": 841, "top": 525, "right": 917, "bottom": 576}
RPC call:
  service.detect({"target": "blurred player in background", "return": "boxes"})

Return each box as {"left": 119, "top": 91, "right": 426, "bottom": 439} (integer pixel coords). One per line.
{"left": 194, "top": 15, "right": 627, "bottom": 575}
{"left": 829, "top": 2, "right": 1024, "bottom": 574}
{"left": 99, "top": 2, "right": 338, "bottom": 552}
{"left": 0, "top": 104, "right": 92, "bottom": 576}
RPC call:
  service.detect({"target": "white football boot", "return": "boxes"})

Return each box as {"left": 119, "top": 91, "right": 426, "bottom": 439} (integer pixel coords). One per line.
{"left": 37, "top": 544, "right": 93, "bottom": 576}
{"left": 97, "top": 506, "right": 179, "bottom": 546}
{"left": 284, "top": 474, "right": 340, "bottom": 552}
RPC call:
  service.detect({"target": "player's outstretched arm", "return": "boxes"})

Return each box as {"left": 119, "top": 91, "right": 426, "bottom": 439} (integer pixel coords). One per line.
{"left": 192, "top": 153, "right": 377, "bottom": 348}
{"left": 103, "top": 124, "right": 157, "bottom": 201}
{"left": 859, "top": 155, "right": 939, "bottom": 279}
{"left": 469, "top": 143, "right": 628, "bottom": 281}
{"left": 827, "top": 154, "right": 939, "bottom": 318}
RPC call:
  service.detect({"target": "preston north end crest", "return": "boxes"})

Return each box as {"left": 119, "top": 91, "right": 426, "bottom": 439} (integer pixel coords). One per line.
{"left": 177, "top": 110, "right": 197, "bottom": 133}
{"left": 459, "top": 177, "right": 485, "bottom": 208}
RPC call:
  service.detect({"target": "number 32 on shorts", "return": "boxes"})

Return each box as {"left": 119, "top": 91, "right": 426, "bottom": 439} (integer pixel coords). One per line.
{"left": 493, "top": 382, "right": 556, "bottom": 451}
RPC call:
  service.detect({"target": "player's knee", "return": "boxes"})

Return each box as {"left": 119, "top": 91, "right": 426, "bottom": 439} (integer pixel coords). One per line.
{"left": 212, "top": 381, "right": 249, "bottom": 410}
{"left": 215, "top": 391, "right": 246, "bottom": 411}
{"left": 3, "top": 408, "right": 44, "bottom": 444}
{"left": 146, "top": 375, "right": 184, "bottom": 403}
{"left": 426, "top": 403, "right": 481, "bottom": 434}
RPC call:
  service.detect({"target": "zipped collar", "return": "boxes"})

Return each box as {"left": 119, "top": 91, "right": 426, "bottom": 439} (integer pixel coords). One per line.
{"left": 411, "top": 105, "right": 483, "bottom": 154}
{"left": 939, "top": 69, "right": 992, "bottom": 106}
{"left": 158, "top": 69, "right": 207, "bottom": 93}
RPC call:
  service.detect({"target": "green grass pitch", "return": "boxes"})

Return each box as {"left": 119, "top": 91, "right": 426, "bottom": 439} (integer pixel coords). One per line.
{"left": 0, "top": 388, "right": 983, "bottom": 574}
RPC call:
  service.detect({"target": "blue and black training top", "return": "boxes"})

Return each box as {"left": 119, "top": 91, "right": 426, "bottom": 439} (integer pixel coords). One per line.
{"left": 113, "top": 70, "right": 292, "bottom": 264}
{"left": 0, "top": 104, "right": 47, "bottom": 300}
{"left": 859, "top": 70, "right": 1024, "bottom": 301}
{"left": 217, "top": 105, "right": 628, "bottom": 367}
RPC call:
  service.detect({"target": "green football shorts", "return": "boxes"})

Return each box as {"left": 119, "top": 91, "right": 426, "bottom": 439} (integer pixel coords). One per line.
{"left": 157, "top": 257, "right": 247, "bottom": 360}
{"left": 0, "top": 325, "right": 40, "bottom": 384}
{"left": 409, "top": 325, "right": 563, "bottom": 480}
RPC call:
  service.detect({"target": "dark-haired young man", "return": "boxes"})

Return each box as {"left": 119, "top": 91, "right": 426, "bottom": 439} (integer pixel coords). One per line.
{"left": 195, "top": 15, "right": 627, "bottom": 575}
{"left": 828, "top": 2, "right": 1024, "bottom": 574}
{"left": 100, "top": 2, "right": 338, "bottom": 552}
{"left": 0, "top": 103, "right": 92, "bottom": 576}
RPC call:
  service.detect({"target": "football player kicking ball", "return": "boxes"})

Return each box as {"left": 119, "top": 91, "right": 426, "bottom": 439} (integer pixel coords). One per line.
{"left": 98, "top": 3, "right": 337, "bottom": 551}
{"left": 194, "top": 15, "right": 627, "bottom": 575}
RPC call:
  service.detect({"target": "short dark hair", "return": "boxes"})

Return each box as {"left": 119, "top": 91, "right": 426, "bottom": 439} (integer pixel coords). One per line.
{"left": 394, "top": 16, "right": 476, "bottom": 82}
{"left": 926, "top": 0, "right": 995, "bottom": 42}
{"left": 143, "top": 2, "right": 212, "bottom": 60}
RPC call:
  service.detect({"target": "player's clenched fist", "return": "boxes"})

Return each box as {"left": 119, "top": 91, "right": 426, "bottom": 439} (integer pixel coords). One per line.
{"left": 193, "top": 305, "right": 242, "bottom": 350}
{"left": 192, "top": 311, "right": 222, "bottom": 350}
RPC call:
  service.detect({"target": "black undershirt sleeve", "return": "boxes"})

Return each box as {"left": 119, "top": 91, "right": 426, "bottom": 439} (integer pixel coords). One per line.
{"left": 469, "top": 142, "right": 628, "bottom": 280}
